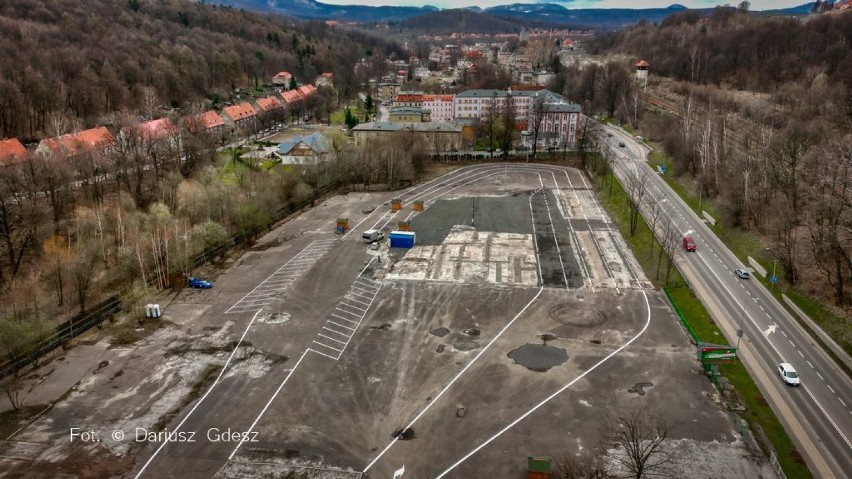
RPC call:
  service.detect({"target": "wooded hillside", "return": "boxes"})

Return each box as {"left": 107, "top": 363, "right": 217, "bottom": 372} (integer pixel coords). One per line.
{"left": 0, "top": 0, "right": 403, "bottom": 141}
{"left": 590, "top": 7, "right": 852, "bottom": 91}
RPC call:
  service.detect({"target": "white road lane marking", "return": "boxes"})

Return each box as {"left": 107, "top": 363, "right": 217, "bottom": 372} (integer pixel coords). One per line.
{"left": 435, "top": 290, "right": 653, "bottom": 478}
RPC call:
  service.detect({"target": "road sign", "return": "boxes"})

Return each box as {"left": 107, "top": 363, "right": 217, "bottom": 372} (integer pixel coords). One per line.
{"left": 770, "top": 276, "right": 778, "bottom": 284}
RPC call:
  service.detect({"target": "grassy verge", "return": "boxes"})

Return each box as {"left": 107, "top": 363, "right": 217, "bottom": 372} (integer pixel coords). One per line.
{"left": 592, "top": 169, "right": 812, "bottom": 479}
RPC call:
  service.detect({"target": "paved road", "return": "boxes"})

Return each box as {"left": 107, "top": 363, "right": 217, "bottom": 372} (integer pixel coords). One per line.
{"left": 603, "top": 125, "right": 852, "bottom": 479}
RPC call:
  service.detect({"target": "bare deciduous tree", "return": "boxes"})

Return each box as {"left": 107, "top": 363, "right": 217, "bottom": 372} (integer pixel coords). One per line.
{"left": 625, "top": 167, "right": 649, "bottom": 237}
{"left": 606, "top": 408, "right": 674, "bottom": 479}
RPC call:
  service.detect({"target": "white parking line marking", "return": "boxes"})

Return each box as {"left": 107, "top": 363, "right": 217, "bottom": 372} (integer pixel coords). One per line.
{"left": 317, "top": 333, "right": 347, "bottom": 345}
{"left": 228, "top": 349, "right": 309, "bottom": 460}
{"left": 782, "top": 331, "right": 788, "bottom": 337}
{"left": 798, "top": 350, "right": 804, "bottom": 358}
{"left": 839, "top": 398, "right": 846, "bottom": 407}
{"left": 807, "top": 361, "right": 814, "bottom": 368}
{"left": 335, "top": 306, "right": 363, "bottom": 317}
{"left": 134, "top": 309, "right": 265, "bottom": 478}
{"left": 340, "top": 302, "right": 367, "bottom": 312}
{"left": 312, "top": 341, "right": 342, "bottom": 352}
{"left": 331, "top": 313, "right": 359, "bottom": 324}
{"left": 817, "top": 372, "right": 825, "bottom": 381}
{"left": 827, "top": 385, "right": 836, "bottom": 394}
{"left": 328, "top": 321, "right": 356, "bottom": 331}
{"left": 344, "top": 295, "right": 371, "bottom": 306}
{"left": 322, "top": 326, "right": 351, "bottom": 338}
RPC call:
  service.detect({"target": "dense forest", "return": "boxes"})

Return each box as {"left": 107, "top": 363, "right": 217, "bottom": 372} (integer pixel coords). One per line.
{"left": 555, "top": 8, "right": 851, "bottom": 317}
{"left": 0, "top": 0, "right": 405, "bottom": 142}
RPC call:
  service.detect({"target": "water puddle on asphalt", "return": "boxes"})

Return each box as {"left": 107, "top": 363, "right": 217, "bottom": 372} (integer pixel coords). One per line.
{"left": 508, "top": 343, "right": 568, "bottom": 371}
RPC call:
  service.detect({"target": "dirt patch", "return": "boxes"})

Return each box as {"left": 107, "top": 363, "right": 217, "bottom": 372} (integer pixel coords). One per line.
{"left": 0, "top": 405, "right": 46, "bottom": 441}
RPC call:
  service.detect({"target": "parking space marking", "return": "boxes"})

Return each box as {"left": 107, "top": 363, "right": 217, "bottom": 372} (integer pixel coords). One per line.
{"left": 226, "top": 240, "right": 337, "bottom": 314}
{"left": 331, "top": 313, "right": 359, "bottom": 325}
{"left": 322, "top": 326, "right": 351, "bottom": 338}
{"left": 328, "top": 321, "right": 356, "bottom": 331}
{"left": 318, "top": 333, "right": 347, "bottom": 345}
{"left": 312, "top": 341, "right": 342, "bottom": 352}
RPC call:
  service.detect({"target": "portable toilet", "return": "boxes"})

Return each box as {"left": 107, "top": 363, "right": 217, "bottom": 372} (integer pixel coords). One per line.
{"left": 413, "top": 200, "right": 424, "bottom": 211}
{"left": 388, "top": 231, "right": 415, "bottom": 248}
{"left": 391, "top": 198, "right": 402, "bottom": 211}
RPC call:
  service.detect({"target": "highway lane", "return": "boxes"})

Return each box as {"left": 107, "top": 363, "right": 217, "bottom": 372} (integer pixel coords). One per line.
{"left": 602, "top": 125, "right": 852, "bottom": 479}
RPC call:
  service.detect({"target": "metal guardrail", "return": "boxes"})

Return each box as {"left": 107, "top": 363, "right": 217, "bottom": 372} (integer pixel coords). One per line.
{"left": 0, "top": 183, "right": 337, "bottom": 380}
{"left": 663, "top": 285, "right": 700, "bottom": 345}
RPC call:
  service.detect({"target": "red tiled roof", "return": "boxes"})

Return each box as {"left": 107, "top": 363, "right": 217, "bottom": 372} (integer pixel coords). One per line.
{"left": 40, "top": 127, "right": 116, "bottom": 158}
{"left": 136, "top": 118, "right": 177, "bottom": 141}
{"left": 296, "top": 85, "right": 317, "bottom": 97}
{"left": 256, "top": 96, "right": 283, "bottom": 112}
{"left": 422, "top": 95, "right": 454, "bottom": 102}
{"left": 222, "top": 102, "right": 257, "bottom": 121}
{"left": 185, "top": 111, "right": 225, "bottom": 132}
{"left": 635, "top": 60, "right": 650, "bottom": 68}
{"left": 396, "top": 94, "right": 423, "bottom": 102}
{"left": 0, "top": 138, "right": 27, "bottom": 166}
{"left": 281, "top": 90, "right": 303, "bottom": 105}
{"left": 273, "top": 71, "right": 292, "bottom": 80}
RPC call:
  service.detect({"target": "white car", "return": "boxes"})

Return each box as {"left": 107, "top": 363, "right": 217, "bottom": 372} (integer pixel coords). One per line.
{"left": 778, "top": 362, "right": 800, "bottom": 386}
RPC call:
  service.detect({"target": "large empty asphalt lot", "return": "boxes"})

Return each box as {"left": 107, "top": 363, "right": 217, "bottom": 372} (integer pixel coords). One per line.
{"left": 0, "top": 163, "right": 771, "bottom": 479}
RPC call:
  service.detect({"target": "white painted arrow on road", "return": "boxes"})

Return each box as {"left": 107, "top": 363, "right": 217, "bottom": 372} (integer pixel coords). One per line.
{"left": 763, "top": 323, "right": 777, "bottom": 337}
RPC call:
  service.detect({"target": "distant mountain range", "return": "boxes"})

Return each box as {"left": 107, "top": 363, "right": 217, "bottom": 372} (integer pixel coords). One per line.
{"left": 213, "top": 1, "right": 817, "bottom": 27}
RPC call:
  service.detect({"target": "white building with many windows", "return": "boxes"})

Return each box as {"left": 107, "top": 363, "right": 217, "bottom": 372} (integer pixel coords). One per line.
{"left": 422, "top": 94, "right": 455, "bottom": 122}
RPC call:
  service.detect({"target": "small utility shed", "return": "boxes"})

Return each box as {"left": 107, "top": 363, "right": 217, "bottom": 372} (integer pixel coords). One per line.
{"left": 388, "top": 231, "right": 415, "bottom": 248}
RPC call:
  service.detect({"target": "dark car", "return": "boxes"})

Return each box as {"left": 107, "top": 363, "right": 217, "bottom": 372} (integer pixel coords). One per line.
{"left": 188, "top": 277, "right": 213, "bottom": 289}
{"left": 618, "top": 142, "right": 626, "bottom": 147}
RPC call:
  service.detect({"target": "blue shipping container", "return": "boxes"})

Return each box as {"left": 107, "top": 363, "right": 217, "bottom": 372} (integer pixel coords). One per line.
{"left": 388, "top": 231, "right": 416, "bottom": 248}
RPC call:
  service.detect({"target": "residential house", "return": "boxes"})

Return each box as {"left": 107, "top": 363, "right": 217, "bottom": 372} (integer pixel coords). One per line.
{"left": 273, "top": 71, "right": 295, "bottom": 89}
{"left": 277, "top": 132, "right": 331, "bottom": 165}
{"left": 0, "top": 138, "right": 28, "bottom": 166}
{"left": 221, "top": 102, "right": 258, "bottom": 132}
{"left": 523, "top": 102, "right": 581, "bottom": 149}
{"left": 315, "top": 72, "right": 334, "bottom": 88}
{"left": 296, "top": 84, "right": 317, "bottom": 99}
{"left": 422, "top": 95, "right": 455, "bottom": 122}
{"left": 352, "top": 122, "right": 462, "bottom": 152}
{"left": 389, "top": 107, "right": 431, "bottom": 123}
{"left": 280, "top": 90, "right": 303, "bottom": 107}
{"left": 377, "top": 82, "right": 401, "bottom": 103}
{"left": 119, "top": 117, "right": 181, "bottom": 161}
{"left": 454, "top": 89, "right": 508, "bottom": 120}
{"left": 280, "top": 90, "right": 305, "bottom": 122}
{"left": 255, "top": 95, "right": 285, "bottom": 126}
{"left": 392, "top": 92, "right": 425, "bottom": 108}
{"left": 184, "top": 110, "right": 225, "bottom": 138}
{"left": 36, "top": 126, "right": 116, "bottom": 160}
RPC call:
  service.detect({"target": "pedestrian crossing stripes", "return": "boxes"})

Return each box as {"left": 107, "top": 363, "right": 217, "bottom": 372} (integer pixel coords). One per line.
{"left": 226, "top": 239, "right": 337, "bottom": 314}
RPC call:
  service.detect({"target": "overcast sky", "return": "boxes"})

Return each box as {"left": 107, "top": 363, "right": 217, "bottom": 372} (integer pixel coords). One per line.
{"left": 319, "top": 1, "right": 805, "bottom": 10}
